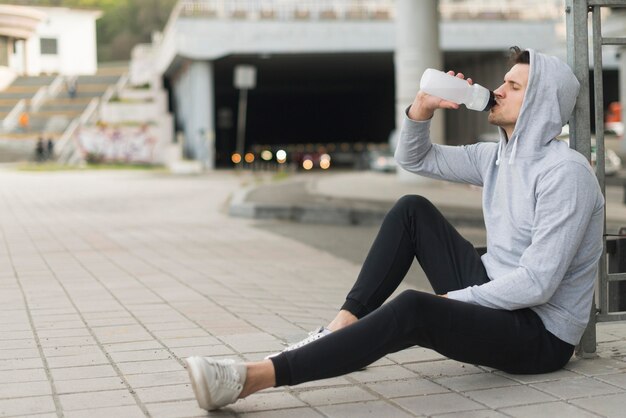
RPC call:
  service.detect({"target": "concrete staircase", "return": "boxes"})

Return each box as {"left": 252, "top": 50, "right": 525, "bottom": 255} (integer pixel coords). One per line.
{"left": 0, "top": 63, "right": 127, "bottom": 140}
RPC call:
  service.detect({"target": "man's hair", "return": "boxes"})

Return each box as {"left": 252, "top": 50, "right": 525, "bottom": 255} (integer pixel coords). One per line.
{"left": 509, "top": 46, "right": 530, "bottom": 65}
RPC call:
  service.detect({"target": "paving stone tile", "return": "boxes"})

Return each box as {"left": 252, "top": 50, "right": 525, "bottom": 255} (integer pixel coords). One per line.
{"left": 145, "top": 399, "right": 225, "bottom": 418}
{"left": 171, "top": 345, "right": 235, "bottom": 358}
{"left": 104, "top": 341, "right": 163, "bottom": 353}
{"left": 37, "top": 328, "right": 91, "bottom": 339}
{"left": 135, "top": 384, "right": 195, "bottom": 404}
{"left": 92, "top": 325, "right": 153, "bottom": 344}
{"left": 63, "top": 405, "right": 146, "bottom": 418}
{"left": 0, "top": 339, "right": 36, "bottom": 350}
{"left": 55, "top": 377, "right": 126, "bottom": 394}
{"left": 404, "top": 359, "right": 484, "bottom": 378}
{"left": 126, "top": 370, "right": 191, "bottom": 389}
{"left": 394, "top": 392, "right": 484, "bottom": 415}
{"left": 116, "top": 359, "right": 183, "bottom": 375}
{"left": 349, "top": 365, "right": 418, "bottom": 383}
{"left": 39, "top": 336, "right": 97, "bottom": 348}
{"left": 0, "top": 330, "right": 34, "bottom": 340}
{"left": 219, "top": 333, "right": 284, "bottom": 353}
{"left": 435, "top": 372, "right": 519, "bottom": 392}
{"left": 436, "top": 410, "right": 509, "bottom": 418}
{"left": 597, "top": 372, "right": 626, "bottom": 389}
{"left": 59, "top": 389, "right": 135, "bottom": 411}
{"left": 570, "top": 392, "right": 626, "bottom": 417}
{"left": 0, "top": 357, "right": 44, "bottom": 371}
{"left": 296, "top": 386, "right": 377, "bottom": 406}
{"left": 109, "top": 349, "right": 174, "bottom": 363}
{"left": 0, "top": 395, "right": 56, "bottom": 416}
{"left": 465, "top": 385, "right": 556, "bottom": 409}
{"left": 496, "top": 368, "right": 580, "bottom": 384}
{"left": 42, "top": 345, "right": 100, "bottom": 358}
{"left": 239, "top": 406, "right": 324, "bottom": 418}
{"left": 531, "top": 376, "right": 623, "bottom": 399}
{"left": 366, "top": 377, "right": 449, "bottom": 398}
{"left": 160, "top": 336, "right": 221, "bottom": 348}
{"left": 502, "top": 401, "right": 601, "bottom": 418}
{"left": 317, "top": 400, "right": 414, "bottom": 417}
{"left": 46, "top": 352, "right": 109, "bottom": 369}
{"left": 229, "top": 391, "right": 306, "bottom": 412}
{"left": 50, "top": 365, "right": 118, "bottom": 381}
{"left": 565, "top": 357, "right": 626, "bottom": 376}
{"left": 0, "top": 368, "right": 47, "bottom": 384}
{"left": 290, "top": 376, "right": 353, "bottom": 390}
{"left": 385, "top": 347, "right": 446, "bottom": 364}
{"left": 0, "top": 381, "right": 52, "bottom": 398}
{"left": 0, "top": 348, "right": 39, "bottom": 360}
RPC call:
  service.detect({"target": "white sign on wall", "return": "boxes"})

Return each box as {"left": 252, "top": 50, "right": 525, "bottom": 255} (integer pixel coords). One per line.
{"left": 234, "top": 65, "right": 257, "bottom": 89}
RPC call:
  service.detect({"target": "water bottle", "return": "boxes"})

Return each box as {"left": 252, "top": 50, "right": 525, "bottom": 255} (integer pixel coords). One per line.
{"left": 419, "top": 68, "right": 496, "bottom": 112}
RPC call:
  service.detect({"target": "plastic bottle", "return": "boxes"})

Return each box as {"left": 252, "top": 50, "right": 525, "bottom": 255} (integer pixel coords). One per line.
{"left": 419, "top": 68, "right": 496, "bottom": 112}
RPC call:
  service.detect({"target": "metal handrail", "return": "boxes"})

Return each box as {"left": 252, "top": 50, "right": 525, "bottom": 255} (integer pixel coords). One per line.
{"left": 30, "top": 86, "right": 48, "bottom": 112}
{"left": 1, "top": 98, "right": 26, "bottom": 131}
{"left": 567, "top": 0, "right": 626, "bottom": 358}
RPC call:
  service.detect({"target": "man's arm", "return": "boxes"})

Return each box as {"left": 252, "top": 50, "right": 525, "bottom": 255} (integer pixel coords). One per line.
{"left": 447, "top": 162, "right": 602, "bottom": 309}
{"left": 395, "top": 73, "right": 496, "bottom": 186}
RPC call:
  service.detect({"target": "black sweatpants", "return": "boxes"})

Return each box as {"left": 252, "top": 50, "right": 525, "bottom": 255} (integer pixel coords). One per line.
{"left": 271, "top": 195, "right": 574, "bottom": 386}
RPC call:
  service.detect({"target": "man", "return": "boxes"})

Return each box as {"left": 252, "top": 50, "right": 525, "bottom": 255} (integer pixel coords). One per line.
{"left": 183, "top": 47, "right": 605, "bottom": 411}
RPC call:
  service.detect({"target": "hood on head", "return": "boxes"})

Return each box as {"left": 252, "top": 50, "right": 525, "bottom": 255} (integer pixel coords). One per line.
{"left": 497, "top": 48, "right": 580, "bottom": 165}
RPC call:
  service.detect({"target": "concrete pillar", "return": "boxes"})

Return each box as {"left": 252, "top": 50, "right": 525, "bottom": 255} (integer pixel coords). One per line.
{"left": 186, "top": 61, "right": 215, "bottom": 169}
{"left": 394, "top": 0, "right": 442, "bottom": 183}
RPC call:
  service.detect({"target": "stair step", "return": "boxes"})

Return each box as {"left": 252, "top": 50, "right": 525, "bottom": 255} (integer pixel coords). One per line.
{"left": 11, "top": 76, "right": 57, "bottom": 86}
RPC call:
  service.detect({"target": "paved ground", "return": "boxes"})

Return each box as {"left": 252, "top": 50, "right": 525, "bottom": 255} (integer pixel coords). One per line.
{"left": 1, "top": 168, "right": 626, "bottom": 418}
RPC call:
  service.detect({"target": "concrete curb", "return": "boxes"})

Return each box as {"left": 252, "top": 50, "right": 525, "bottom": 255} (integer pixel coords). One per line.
{"left": 229, "top": 180, "right": 487, "bottom": 228}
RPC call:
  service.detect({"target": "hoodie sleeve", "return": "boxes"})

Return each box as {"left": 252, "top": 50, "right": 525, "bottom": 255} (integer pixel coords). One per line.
{"left": 394, "top": 111, "right": 496, "bottom": 187}
{"left": 447, "top": 161, "right": 601, "bottom": 310}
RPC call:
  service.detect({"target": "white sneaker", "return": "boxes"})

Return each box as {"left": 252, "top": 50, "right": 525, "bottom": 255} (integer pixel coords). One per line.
{"left": 265, "top": 326, "right": 331, "bottom": 359}
{"left": 184, "top": 356, "right": 247, "bottom": 411}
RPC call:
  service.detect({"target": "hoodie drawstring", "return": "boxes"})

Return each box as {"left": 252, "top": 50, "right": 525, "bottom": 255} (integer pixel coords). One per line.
{"left": 508, "top": 138, "right": 519, "bottom": 165}
{"left": 495, "top": 140, "right": 503, "bottom": 166}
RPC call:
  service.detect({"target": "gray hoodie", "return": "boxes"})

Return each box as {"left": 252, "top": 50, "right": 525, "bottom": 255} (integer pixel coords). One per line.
{"left": 395, "top": 49, "right": 605, "bottom": 346}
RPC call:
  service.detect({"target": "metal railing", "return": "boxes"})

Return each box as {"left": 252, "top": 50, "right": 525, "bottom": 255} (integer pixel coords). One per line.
{"left": 171, "top": 0, "right": 566, "bottom": 21}
{"left": 567, "top": 0, "right": 626, "bottom": 358}
{"left": 1, "top": 98, "right": 25, "bottom": 131}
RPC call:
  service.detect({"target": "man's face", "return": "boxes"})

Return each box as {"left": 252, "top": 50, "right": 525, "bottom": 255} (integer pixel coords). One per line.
{"left": 488, "top": 63, "right": 529, "bottom": 136}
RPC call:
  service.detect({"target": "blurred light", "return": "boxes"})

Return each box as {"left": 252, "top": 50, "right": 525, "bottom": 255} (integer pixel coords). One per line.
{"left": 277, "top": 157, "right": 287, "bottom": 164}
{"left": 276, "top": 149, "right": 287, "bottom": 160}
{"left": 320, "top": 159, "right": 331, "bottom": 169}
{"left": 261, "top": 150, "right": 273, "bottom": 161}
{"left": 231, "top": 153, "right": 242, "bottom": 164}
{"left": 320, "top": 153, "right": 331, "bottom": 162}
{"left": 244, "top": 153, "right": 255, "bottom": 163}
{"left": 303, "top": 159, "right": 313, "bottom": 170}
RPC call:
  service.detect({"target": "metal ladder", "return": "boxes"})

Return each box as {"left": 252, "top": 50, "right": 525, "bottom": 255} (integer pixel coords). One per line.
{"left": 566, "top": 0, "right": 626, "bottom": 358}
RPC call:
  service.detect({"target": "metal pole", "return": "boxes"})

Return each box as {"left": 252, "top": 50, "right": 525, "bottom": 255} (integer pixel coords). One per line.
{"left": 236, "top": 88, "right": 248, "bottom": 166}
{"left": 566, "top": 0, "right": 597, "bottom": 358}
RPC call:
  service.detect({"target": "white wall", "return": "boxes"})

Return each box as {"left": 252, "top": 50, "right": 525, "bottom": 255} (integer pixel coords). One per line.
{"left": 32, "top": 7, "right": 100, "bottom": 75}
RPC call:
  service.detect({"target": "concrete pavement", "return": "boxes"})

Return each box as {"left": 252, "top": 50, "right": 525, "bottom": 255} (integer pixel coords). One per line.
{"left": 0, "top": 168, "right": 625, "bottom": 417}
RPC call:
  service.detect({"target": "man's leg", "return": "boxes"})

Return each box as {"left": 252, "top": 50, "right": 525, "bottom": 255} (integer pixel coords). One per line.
{"left": 341, "top": 194, "right": 489, "bottom": 319}
{"left": 272, "top": 290, "right": 574, "bottom": 387}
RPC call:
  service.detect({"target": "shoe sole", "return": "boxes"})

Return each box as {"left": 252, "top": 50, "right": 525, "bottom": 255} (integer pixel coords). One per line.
{"left": 184, "top": 357, "right": 213, "bottom": 410}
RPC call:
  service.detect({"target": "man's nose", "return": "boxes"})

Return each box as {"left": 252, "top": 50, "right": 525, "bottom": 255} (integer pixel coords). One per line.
{"left": 494, "top": 85, "right": 505, "bottom": 98}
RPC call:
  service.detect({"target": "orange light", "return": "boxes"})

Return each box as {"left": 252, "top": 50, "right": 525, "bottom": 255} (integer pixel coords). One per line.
{"left": 231, "top": 153, "right": 242, "bottom": 164}
{"left": 244, "top": 153, "right": 255, "bottom": 163}
{"left": 302, "top": 159, "right": 314, "bottom": 170}
{"left": 320, "top": 159, "right": 331, "bottom": 169}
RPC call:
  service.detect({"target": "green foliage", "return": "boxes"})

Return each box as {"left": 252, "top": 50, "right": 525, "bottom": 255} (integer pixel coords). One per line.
{"left": 0, "top": 0, "right": 177, "bottom": 62}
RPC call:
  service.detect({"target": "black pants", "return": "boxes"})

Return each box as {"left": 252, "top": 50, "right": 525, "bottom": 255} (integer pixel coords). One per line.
{"left": 271, "top": 195, "right": 574, "bottom": 386}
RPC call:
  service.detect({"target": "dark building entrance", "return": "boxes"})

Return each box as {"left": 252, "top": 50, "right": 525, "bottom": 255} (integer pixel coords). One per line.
{"left": 212, "top": 52, "right": 395, "bottom": 167}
